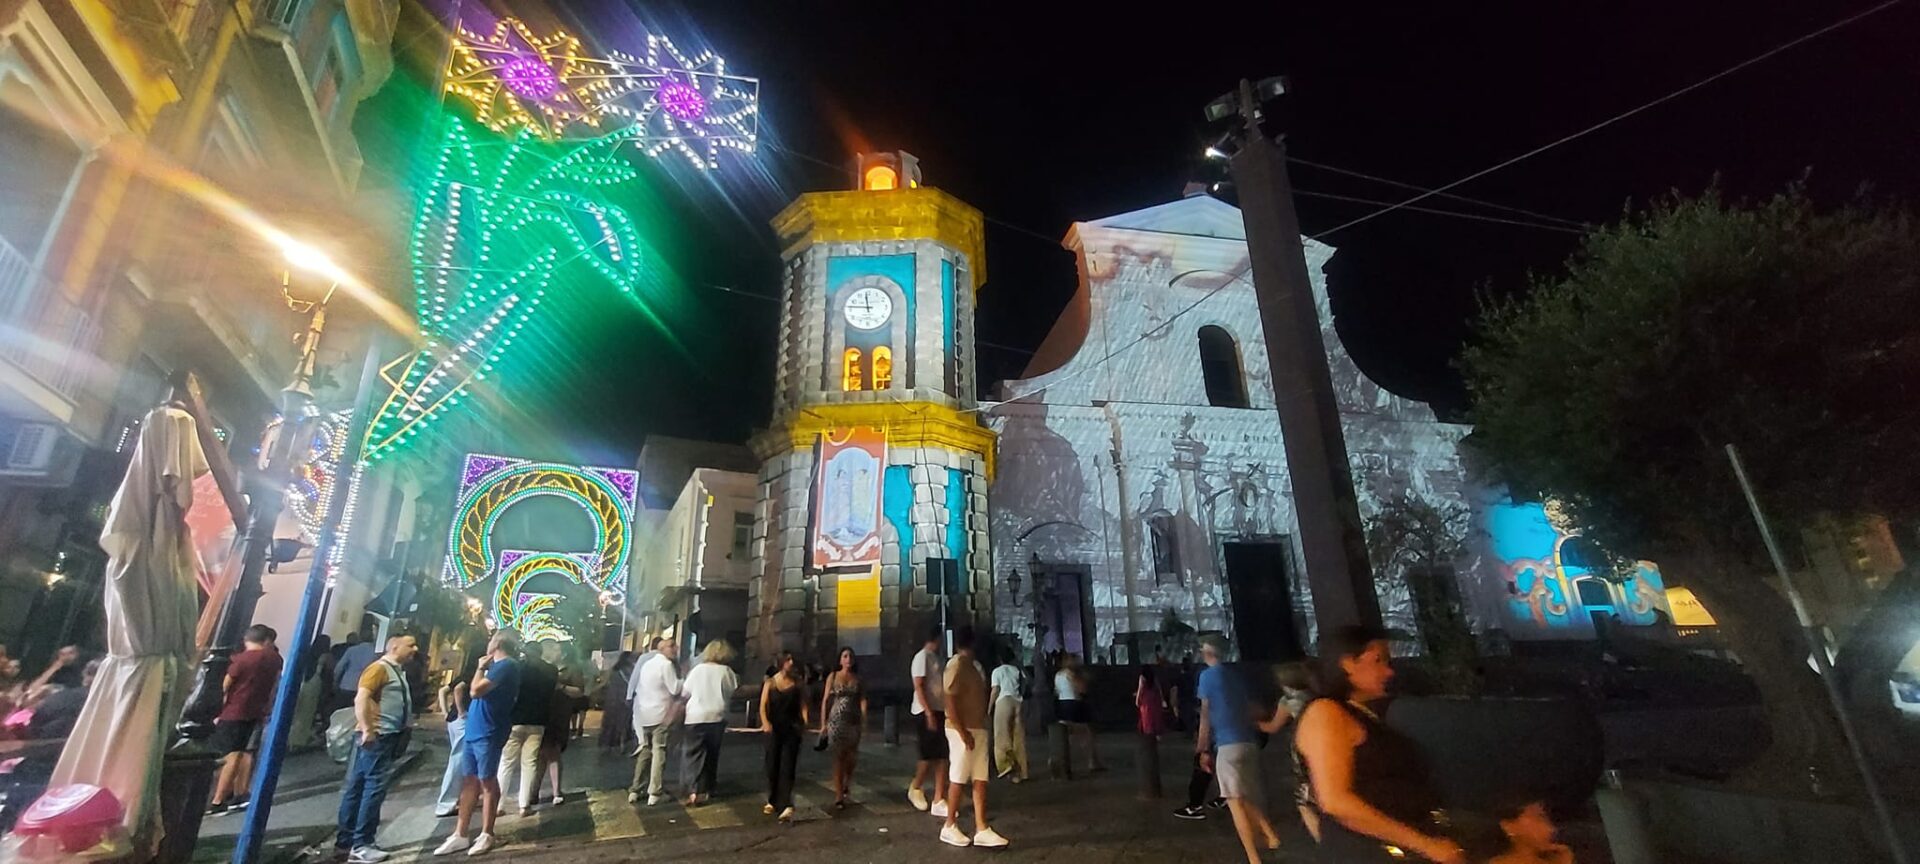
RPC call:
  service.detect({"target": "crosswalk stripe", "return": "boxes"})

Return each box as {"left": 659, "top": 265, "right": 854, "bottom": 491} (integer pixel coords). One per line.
{"left": 850, "top": 779, "right": 914, "bottom": 814}
{"left": 685, "top": 799, "right": 748, "bottom": 830}
{"left": 586, "top": 789, "right": 646, "bottom": 841}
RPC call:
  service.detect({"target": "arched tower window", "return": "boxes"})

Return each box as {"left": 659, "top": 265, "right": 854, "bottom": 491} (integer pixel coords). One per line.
{"left": 1198, "top": 325, "right": 1249, "bottom": 408}
{"left": 842, "top": 348, "right": 864, "bottom": 391}
{"left": 871, "top": 346, "right": 893, "bottom": 390}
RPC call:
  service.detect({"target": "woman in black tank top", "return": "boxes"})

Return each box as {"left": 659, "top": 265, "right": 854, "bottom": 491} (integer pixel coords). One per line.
{"left": 1295, "top": 627, "right": 1462, "bottom": 864}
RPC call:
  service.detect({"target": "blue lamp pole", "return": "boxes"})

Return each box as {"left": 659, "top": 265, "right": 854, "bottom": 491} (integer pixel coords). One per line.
{"left": 231, "top": 336, "right": 384, "bottom": 864}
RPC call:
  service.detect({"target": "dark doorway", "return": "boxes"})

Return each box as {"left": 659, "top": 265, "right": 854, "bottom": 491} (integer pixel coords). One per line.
{"left": 1035, "top": 566, "right": 1090, "bottom": 660}
{"left": 1223, "top": 541, "right": 1302, "bottom": 662}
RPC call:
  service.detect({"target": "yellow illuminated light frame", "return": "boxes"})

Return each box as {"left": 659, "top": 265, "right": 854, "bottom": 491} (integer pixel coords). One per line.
{"left": 442, "top": 17, "right": 761, "bottom": 169}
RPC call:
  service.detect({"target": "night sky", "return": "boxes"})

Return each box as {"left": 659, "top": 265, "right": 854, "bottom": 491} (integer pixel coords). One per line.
{"left": 359, "top": 0, "right": 1920, "bottom": 464}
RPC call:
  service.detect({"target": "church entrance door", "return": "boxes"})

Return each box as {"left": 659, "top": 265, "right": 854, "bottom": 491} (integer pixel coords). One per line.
{"left": 1222, "top": 540, "right": 1302, "bottom": 663}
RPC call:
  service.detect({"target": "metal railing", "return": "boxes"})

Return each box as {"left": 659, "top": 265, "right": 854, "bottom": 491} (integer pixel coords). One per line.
{"left": 0, "top": 237, "right": 102, "bottom": 405}
{"left": 253, "top": 0, "right": 305, "bottom": 32}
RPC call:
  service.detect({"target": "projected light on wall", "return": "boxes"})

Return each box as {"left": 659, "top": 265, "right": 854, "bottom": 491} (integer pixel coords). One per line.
{"left": 1483, "top": 496, "right": 1669, "bottom": 637}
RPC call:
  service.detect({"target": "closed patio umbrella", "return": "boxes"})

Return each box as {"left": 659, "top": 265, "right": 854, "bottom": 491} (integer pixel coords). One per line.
{"left": 35, "top": 403, "right": 208, "bottom": 857}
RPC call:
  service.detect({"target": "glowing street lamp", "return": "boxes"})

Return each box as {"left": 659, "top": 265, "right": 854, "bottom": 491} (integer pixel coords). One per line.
{"left": 177, "top": 235, "right": 355, "bottom": 742}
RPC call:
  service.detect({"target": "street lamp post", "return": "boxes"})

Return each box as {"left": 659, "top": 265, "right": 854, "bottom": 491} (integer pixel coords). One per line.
{"left": 175, "top": 241, "right": 340, "bottom": 743}
{"left": 1205, "top": 78, "right": 1382, "bottom": 633}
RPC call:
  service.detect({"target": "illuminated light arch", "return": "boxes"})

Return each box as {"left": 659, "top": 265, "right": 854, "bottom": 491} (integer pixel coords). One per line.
{"left": 492, "top": 550, "right": 595, "bottom": 640}
{"left": 445, "top": 454, "right": 639, "bottom": 642}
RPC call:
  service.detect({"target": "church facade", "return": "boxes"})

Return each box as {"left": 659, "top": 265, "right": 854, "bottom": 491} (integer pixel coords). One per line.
{"left": 983, "top": 193, "right": 1481, "bottom": 662}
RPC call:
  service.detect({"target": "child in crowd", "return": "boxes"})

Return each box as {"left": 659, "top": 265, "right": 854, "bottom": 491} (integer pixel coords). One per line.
{"left": 1487, "top": 798, "right": 1574, "bottom": 864}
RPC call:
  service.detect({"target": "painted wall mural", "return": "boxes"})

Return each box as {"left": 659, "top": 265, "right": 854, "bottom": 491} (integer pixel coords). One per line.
{"left": 444, "top": 453, "right": 640, "bottom": 639}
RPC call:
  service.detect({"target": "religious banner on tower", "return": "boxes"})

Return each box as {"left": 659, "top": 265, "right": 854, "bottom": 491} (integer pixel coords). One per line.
{"left": 812, "top": 426, "right": 886, "bottom": 567}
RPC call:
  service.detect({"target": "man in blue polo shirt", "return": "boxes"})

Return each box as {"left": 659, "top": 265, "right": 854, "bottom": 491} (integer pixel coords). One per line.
{"left": 434, "top": 632, "right": 520, "bottom": 857}
{"left": 1196, "top": 638, "right": 1280, "bottom": 864}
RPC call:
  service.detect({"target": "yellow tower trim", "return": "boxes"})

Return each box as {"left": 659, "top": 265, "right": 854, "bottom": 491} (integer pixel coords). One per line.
{"left": 754, "top": 401, "right": 996, "bottom": 480}
{"left": 772, "top": 187, "right": 987, "bottom": 294}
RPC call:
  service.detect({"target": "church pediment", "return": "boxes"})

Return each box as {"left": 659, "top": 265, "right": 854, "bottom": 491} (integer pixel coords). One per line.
{"left": 1081, "top": 195, "right": 1249, "bottom": 241}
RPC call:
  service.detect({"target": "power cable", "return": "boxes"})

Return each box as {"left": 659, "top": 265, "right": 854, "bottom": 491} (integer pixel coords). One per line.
{"left": 1286, "top": 157, "right": 1588, "bottom": 229}
{"left": 1310, "top": 0, "right": 1904, "bottom": 239}
{"left": 1291, "top": 189, "right": 1585, "bottom": 234}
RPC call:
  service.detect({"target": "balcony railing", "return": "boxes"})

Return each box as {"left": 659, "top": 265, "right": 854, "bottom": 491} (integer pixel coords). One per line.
{"left": 0, "top": 237, "right": 102, "bottom": 406}
{"left": 254, "top": 0, "right": 306, "bottom": 33}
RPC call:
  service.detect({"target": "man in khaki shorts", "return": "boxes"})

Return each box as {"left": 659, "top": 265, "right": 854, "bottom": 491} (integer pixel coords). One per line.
{"left": 1196, "top": 638, "right": 1279, "bottom": 864}
{"left": 938, "top": 626, "right": 1008, "bottom": 849}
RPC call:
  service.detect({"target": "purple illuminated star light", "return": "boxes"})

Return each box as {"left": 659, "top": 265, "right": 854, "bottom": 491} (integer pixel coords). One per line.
{"left": 501, "top": 56, "right": 561, "bottom": 100}
{"left": 657, "top": 81, "right": 706, "bottom": 122}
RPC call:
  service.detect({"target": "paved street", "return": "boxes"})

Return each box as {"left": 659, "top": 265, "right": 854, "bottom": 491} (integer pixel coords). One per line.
{"left": 197, "top": 716, "right": 1311, "bottom": 864}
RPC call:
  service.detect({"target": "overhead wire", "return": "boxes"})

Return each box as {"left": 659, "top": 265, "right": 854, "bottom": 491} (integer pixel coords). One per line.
{"left": 1285, "top": 156, "right": 1589, "bottom": 229}
{"left": 1291, "top": 189, "right": 1586, "bottom": 234}
{"left": 1308, "top": 0, "right": 1904, "bottom": 239}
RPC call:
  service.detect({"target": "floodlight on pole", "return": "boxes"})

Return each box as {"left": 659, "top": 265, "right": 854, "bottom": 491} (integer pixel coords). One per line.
{"left": 1193, "top": 76, "right": 1382, "bottom": 633}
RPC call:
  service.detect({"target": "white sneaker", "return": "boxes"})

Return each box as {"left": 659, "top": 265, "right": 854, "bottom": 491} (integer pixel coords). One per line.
{"left": 552, "top": 794, "right": 566, "bottom": 806}
{"left": 431, "top": 835, "right": 471, "bottom": 856}
{"left": 778, "top": 806, "right": 795, "bottom": 822}
{"left": 466, "top": 832, "right": 497, "bottom": 857}
{"left": 907, "top": 787, "right": 929, "bottom": 811}
{"left": 973, "top": 827, "right": 1010, "bottom": 848}
{"left": 647, "top": 794, "right": 663, "bottom": 806}
{"left": 929, "top": 799, "right": 950, "bottom": 819}
{"left": 348, "top": 847, "right": 392, "bottom": 863}
{"left": 939, "top": 824, "right": 972, "bottom": 847}
{"left": 627, "top": 792, "right": 640, "bottom": 804}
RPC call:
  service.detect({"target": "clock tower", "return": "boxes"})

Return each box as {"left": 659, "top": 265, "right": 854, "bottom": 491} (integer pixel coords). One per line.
{"left": 747, "top": 151, "right": 996, "bottom": 665}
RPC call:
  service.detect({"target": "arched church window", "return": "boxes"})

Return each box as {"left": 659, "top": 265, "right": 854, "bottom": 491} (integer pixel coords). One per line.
{"left": 842, "top": 348, "right": 864, "bottom": 391}
{"left": 872, "top": 346, "right": 893, "bottom": 390}
{"left": 1198, "top": 325, "right": 1249, "bottom": 408}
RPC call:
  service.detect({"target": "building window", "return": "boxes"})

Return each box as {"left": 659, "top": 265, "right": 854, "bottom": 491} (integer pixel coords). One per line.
{"left": 842, "top": 348, "right": 864, "bottom": 391}
{"left": 1198, "top": 325, "right": 1249, "bottom": 408}
{"left": 1149, "top": 515, "right": 1179, "bottom": 582}
{"left": 871, "top": 346, "right": 893, "bottom": 389}
{"left": 731, "top": 511, "right": 754, "bottom": 561}
{"left": 0, "top": 78, "right": 84, "bottom": 256}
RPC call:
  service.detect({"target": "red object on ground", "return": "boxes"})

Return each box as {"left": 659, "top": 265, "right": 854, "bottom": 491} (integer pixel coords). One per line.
{"left": 14, "top": 784, "right": 123, "bottom": 852}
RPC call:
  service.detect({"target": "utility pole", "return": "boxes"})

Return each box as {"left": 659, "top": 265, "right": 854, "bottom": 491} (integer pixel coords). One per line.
{"left": 1213, "top": 78, "right": 1381, "bottom": 633}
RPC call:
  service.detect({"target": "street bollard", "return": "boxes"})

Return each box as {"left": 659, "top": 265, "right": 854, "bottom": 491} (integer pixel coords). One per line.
{"left": 883, "top": 704, "right": 899, "bottom": 746}
{"left": 1048, "top": 722, "right": 1070, "bottom": 779}
{"left": 1596, "top": 771, "right": 1656, "bottom": 864}
{"left": 1137, "top": 733, "right": 1162, "bottom": 798}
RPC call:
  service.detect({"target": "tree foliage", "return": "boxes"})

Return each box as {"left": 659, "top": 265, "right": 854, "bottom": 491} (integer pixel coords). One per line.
{"left": 1460, "top": 186, "right": 1920, "bottom": 787}
{"left": 1365, "top": 491, "right": 1477, "bottom": 689}
{"left": 1462, "top": 187, "right": 1920, "bottom": 566}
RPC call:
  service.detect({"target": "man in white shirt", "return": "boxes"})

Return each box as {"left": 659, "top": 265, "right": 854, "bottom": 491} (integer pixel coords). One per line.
{"left": 989, "top": 656, "right": 1027, "bottom": 782}
{"left": 627, "top": 638, "right": 681, "bottom": 805}
{"left": 624, "top": 636, "right": 663, "bottom": 707}
{"left": 907, "top": 630, "right": 950, "bottom": 816}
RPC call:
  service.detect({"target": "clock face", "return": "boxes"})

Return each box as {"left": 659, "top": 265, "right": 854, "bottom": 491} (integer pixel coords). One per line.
{"left": 843, "top": 286, "right": 893, "bottom": 330}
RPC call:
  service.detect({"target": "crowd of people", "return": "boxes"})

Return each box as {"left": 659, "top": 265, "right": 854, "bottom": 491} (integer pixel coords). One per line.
{"left": 0, "top": 643, "right": 101, "bottom": 741}
{"left": 1128, "top": 626, "right": 1576, "bottom": 864}
{"left": 115, "top": 615, "right": 1578, "bottom": 864}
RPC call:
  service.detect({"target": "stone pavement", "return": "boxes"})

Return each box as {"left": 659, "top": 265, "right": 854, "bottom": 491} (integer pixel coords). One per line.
{"left": 197, "top": 716, "right": 1315, "bottom": 864}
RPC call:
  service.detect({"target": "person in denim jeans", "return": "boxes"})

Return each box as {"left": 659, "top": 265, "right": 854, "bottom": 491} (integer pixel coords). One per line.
{"left": 434, "top": 680, "right": 470, "bottom": 817}
{"left": 335, "top": 634, "right": 418, "bottom": 863}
